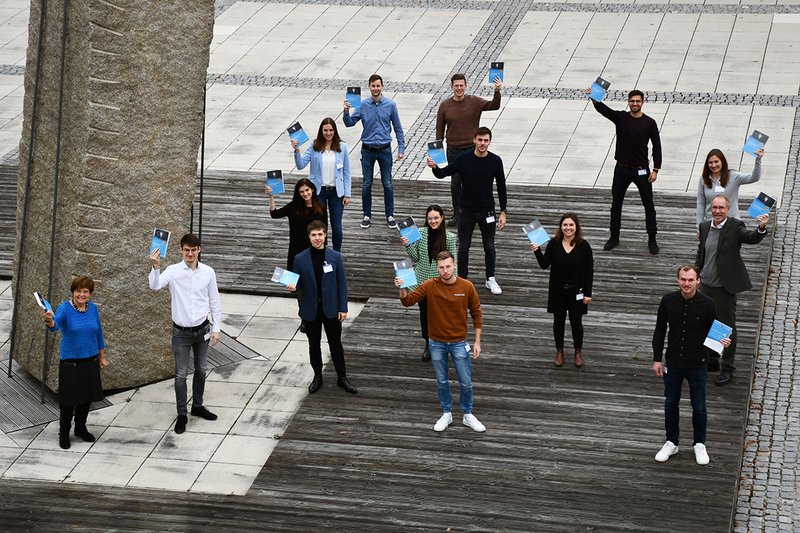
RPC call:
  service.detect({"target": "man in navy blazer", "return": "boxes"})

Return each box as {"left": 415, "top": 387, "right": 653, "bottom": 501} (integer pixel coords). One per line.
{"left": 288, "top": 220, "right": 357, "bottom": 394}
{"left": 695, "top": 194, "right": 769, "bottom": 386}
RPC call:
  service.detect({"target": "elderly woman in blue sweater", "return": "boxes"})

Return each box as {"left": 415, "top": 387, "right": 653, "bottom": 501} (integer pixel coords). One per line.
{"left": 43, "top": 276, "right": 107, "bottom": 449}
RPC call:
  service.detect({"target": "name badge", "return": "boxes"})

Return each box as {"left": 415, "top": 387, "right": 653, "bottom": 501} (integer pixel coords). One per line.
{"left": 336, "top": 161, "right": 344, "bottom": 170}
{"left": 203, "top": 332, "right": 211, "bottom": 341}
{"left": 576, "top": 292, "right": 584, "bottom": 301}
{"left": 637, "top": 168, "right": 648, "bottom": 176}
{"left": 486, "top": 215, "right": 496, "bottom": 224}
{"left": 714, "top": 185, "right": 724, "bottom": 193}
{"left": 323, "top": 263, "right": 333, "bottom": 273}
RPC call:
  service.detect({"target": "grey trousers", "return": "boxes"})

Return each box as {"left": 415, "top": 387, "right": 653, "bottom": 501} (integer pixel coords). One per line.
{"left": 172, "top": 323, "right": 210, "bottom": 416}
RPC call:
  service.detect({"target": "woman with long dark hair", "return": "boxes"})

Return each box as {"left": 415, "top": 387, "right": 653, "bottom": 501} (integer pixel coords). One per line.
{"left": 531, "top": 213, "right": 594, "bottom": 368}
{"left": 266, "top": 177, "right": 327, "bottom": 271}
{"left": 401, "top": 204, "right": 458, "bottom": 361}
{"left": 696, "top": 147, "right": 764, "bottom": 226}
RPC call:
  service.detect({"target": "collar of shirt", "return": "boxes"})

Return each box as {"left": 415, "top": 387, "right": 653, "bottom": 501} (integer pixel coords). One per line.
{"left": 711, "top": 217, "right": 728, "bottom": 230}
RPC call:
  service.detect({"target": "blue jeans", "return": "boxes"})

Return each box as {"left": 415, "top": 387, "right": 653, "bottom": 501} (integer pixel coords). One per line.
{"left": 428, "top": 339, "right": 472, "bottom": 414}
{"left": 318, "top": 186, "right": 345, "bottom": 251}
{"left": 663, "top": 365, "right": 707, "bottom": 445}
{"left": 360, "top": 147, "right": 393, "bottom": 218}
{"left": 172, "top": 324, "right": 210, "bottom": 416}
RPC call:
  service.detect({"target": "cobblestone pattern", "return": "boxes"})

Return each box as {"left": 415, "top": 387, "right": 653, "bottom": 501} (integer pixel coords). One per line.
{"left": 0, "top": 65, "right": 24, "bottom": 76}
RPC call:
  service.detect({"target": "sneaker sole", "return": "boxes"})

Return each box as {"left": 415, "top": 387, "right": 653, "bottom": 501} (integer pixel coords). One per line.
{"left": 655, "top": 448, "right": 678, "bottom": 462}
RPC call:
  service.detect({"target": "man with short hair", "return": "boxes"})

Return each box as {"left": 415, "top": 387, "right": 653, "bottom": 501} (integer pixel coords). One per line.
{"left": 396, "top": 251, "right": 485, "bottom": 433}
{"left": 435, "top": 73, "right": 502, "bottom": 226}
{"left": 587, "top": 88, "right": 662, "bottom": 254}
{"left": 652, "top": 265, "right": 729, "bottom": 465}
{"left": 149, "top": 233, "right": 221, "bottom": 434}
{"left": 427, "top": 126, "right": 507, "bottom": 295}
{"left": 343, "top": 73, "right": 405, "bottom": 230}
{"left": 695, "top": 194, "right": 768, "bottom": 386}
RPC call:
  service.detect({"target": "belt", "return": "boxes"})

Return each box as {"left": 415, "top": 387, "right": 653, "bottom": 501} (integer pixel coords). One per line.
{"left": 172, "top": 319, "right": 209, "bottom": 332}
{"left": 321, "top": 185, "right": 336, "bottom": 191}
{"left": 616, "top": 161, "right": 647, "bottom": 169}
{"left": 361, "top": 143, "right": 391, "bottom": 152}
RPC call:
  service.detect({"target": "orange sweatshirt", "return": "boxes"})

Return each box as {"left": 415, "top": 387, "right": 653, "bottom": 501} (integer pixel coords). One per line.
{"left": 400, "top": 276, "right": 482, "bottom": 342}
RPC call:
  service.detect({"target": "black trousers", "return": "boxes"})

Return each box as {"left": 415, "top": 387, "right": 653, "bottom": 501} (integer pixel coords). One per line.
{"left": 306, "top": 309, "right": 347, "bottom": 379}
{"left": 700, "top": 283, "right": 738, "bottom": 371}
{"left": 445, "top": 145, "right": 473, "bottom": 219}
{"left": 457, "top": 210, "right": 497, "bottom": 280}
{"left": 553, "top": 288, "right": 585, "bottom": 350}
{"left": 60, "top": 403, "right": 90, "bottom": 435}
{"left": 610, "top": 164, "right": 657, "bottom": 237}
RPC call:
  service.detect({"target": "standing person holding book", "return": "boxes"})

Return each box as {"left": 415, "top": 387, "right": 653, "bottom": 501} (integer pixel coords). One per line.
{"left": 266, "top": 178, "right": 327, "bottom": 271}
{"left": 696, "top": 148, "right": 764, "bottom": 226}
{"left": 42, "top": 276, "right": 108, "bottom": 449}
{"left": 530, "top": 213, "right": 594, "bottom": 368}
{"left": 435, "top": 73, "right": 502, "bottom": 227}
{"left": 401, "top": 205, "right": 458, "bottom": 362}
{"left": 291, "top": 117, "right": 351, "bottom": 251}
{"left": 343, "top": 73, "right": 405, "bottom": 230}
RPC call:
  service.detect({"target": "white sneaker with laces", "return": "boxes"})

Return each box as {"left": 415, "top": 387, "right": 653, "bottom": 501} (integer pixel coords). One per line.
{"left": 387, "top": 216, "right": 397, "bottom": 229}
{"left": 485, "top": 277, "right": 502, "bottom": 295}
{"left": 433, "top": 412, "right": 452, "bottom": 432}
{"left": 693, "top": 443, "right": 710, "bottom": 465}
{"left": 462, "top": 413, "right": 486, "bottom": 432}
{"left": 655, "top": 441, "right": 679, "bottom": 462}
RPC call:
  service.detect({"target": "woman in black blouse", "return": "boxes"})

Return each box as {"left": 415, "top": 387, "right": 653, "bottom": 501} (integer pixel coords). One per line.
{"left": 266, "top": 178, "right": 327, "bottom": 271}
{"left": 531, "top": 213, "right": 594, "bottom": 368}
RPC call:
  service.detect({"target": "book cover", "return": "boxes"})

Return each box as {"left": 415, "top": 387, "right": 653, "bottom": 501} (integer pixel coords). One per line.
{"left": 742, "top": 129, "right": 768, "bottom": 156}
{"left": 287, "top": 122, "right": 310, "bottom": 146}
{"left": 33, "top": 291, "right": 53, "bottom": 313}
{"left": 393, "top": 258, "right": 418, "bottom": 288}
{"left": 488, "top": 61, "right": 504, "bottom": 83}
{"left": 427, "top": 140, "right": 447, "bottom": 166}
{"left": 747, "top": 192, "right": 776, "bottom": 219}
{"left": 266, "top": 170, "right": 285, "bottom": 195}
{"left": 149, "top": 228, "right": 171, "bottom": 258}
{"left": 271, "top": 267, "right": 300, "bottom": 287}
{"left": 588, "top": 76, "right": 611, "bottom": 101}
{"left": 523, "top": 219, "right": 551, "bottom": 247}
{"left": 703, "top": 320, "right": 733, "bottom": 354}
{"left": 398, "top": 217, "right": 421, "bottom": 246}
{"left": 346, "top": 87, "right": 361, "bottom": 110}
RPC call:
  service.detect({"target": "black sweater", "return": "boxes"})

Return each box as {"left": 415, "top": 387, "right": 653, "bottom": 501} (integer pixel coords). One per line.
{"left": 592, "top": 100, "right": 662, "bottom": 169}
{"left": 653, "top": 290, "right": 716, "bottom": 368}
{"left": 432, "top": 150, "right": 507, "bottom": 213}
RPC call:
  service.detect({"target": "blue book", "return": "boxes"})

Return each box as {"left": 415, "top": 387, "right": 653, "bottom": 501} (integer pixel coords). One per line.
{"left": 266, "top": 170, "right": 285, "bottom": 195}
{"left": 488, "top": 61, "right": 504, "bottom": 83}
{"left": 523, "top": 219, "right": 550, "bottom": 247}
{"left": 287, "top": 122, "right": 309, "bottom": 146}
{"left": 587, "top": 76, "right": 610, "bottom": 101}
{"left": 742, "top": 129, "right": 768, "bottom": 157}
{"left": 393, "top": 258, "right": 417, "bottom": 289}
{"left": 271, "top": 267, "right": 300, "bottom": 287}
{"left": 149, "top": 228, "right": 171, "bottom": 258}
{"left": 427, "top": 140, "right": 447, "bottom": 166}
{"left": 398, "top": 217, "right": 421, "bottom": 246}
{"left": 703, "top": 320, "right": 733, "bottom": 354}
{"left": 33, "top": 291, "right": 53, "bottom": 313}
{"left": 747, "top": 192, "right": 776, "bottom": 219}
{"left": 346, "top": 87, "right": 361, "bottom": 110}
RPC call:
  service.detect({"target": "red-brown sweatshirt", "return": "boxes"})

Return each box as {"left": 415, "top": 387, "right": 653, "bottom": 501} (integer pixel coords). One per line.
{"left": 400, "top": 276, "right": 482, "bottom": 342}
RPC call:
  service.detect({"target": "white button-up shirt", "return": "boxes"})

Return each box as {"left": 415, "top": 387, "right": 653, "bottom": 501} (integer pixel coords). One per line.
{"left": 149, "top": 261, "right": 222, "bottom": 332}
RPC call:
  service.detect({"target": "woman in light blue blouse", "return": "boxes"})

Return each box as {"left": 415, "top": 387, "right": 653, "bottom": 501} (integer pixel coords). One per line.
{"left": 43, "top": 276, "right": 107, "bottom": 450}
{"left": 696, "top": 148, "right": 764, "bottom": 226}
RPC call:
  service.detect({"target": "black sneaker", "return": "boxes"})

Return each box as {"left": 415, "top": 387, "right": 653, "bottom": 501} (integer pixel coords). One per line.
{"left": 190, "top": 405, "right": 218, "bottom": 421}
{"left": 360, "top": 215, "right": 371, "bottom": 229}
{"left": 648, "top": 238, "right": 660, "bottom": 255}
{"left": 603, "top": 237, "right": 620, "bottom": 251}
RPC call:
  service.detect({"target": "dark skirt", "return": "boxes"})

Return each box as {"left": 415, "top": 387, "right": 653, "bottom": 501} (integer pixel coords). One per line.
{"left": 59, "top": 355, "right": 104, "bottom": 406}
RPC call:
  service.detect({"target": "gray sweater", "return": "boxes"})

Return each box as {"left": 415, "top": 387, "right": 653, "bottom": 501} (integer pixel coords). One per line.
{"left": 696, "top": 157, "right": 761, "bottom": 225}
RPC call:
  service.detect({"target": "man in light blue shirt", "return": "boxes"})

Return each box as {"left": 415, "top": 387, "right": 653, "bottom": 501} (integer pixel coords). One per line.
{"left": 343, "top": 73, "right": 405, "bottom": 230}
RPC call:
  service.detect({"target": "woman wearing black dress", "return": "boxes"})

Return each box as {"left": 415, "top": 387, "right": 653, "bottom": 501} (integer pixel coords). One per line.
{"left": 266, "top": 177, "right": 327, "bottom": 271}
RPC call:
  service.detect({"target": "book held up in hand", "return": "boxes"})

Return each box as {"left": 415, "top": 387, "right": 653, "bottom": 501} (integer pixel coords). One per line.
{"left": 150, "top": 228, "right": 171, "bottom": 258}
{"left": 287, "top": 122, "right": 310, "bottom": 146}
{"left": 747, "top": 192, "right": 776, "bottom": 219}
{"left": 33, "top": 291, "right": 53, "bottom": 313}
{"left": 427, "top": 140, "right": 446, "bottom": 166}
{"left": 346, "top": 87, "right": 361, "bottom": 110}
{"left": 488, "top": 61, "right": 504, "bottom": 83}
{"left": 523, "top": 219, "right": 550, "bottom": 247}
{"left": 398, "top": 217, "right": 421, "bottom": 246}
{"left": 587, "top": 76, "right": 611, "bottom": 101}
{"left": 393, "top": 258, "right": 417, "bottom": 289}
{"left": 703, "top": 320, "right": 733, "bottom": 354}
{"left": 266, "top": 170, "right": 285, "bottom": 195}
{"left": 271, "top": 267, "right": 299, "bottom": 287}
{"left": 742, "top": 129, "right": 768, "bottom": 157}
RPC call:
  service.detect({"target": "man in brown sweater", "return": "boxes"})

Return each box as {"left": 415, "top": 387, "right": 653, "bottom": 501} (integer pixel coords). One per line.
{"left": 396, "top": 251, "right": 485, "bottom": 433}
{"left": 435, "top": 73, "right": 502, "bottom": 226}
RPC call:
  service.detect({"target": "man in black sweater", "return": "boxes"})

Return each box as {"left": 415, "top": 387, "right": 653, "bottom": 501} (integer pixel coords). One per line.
{"left": 652, "top": 265, "right": 729, "bottom": 466}
{"left": 427, "top": 127, "right": 507, "bottom": 295}
{"left": 588, "top": 89, "right": 662, "bottom": 254}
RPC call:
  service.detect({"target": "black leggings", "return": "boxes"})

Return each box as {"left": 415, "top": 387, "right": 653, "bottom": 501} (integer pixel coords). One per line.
{"left": 553, "top": 305, "right": 584, "bottom": 350}
{"left": 60, "top": 402, "right": 91, "bottom": 434}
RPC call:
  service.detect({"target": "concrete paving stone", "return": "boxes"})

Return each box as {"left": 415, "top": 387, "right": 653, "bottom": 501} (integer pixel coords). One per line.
{"left": 0, "top": 446, "right": 23, "bottom": 476}
{"left": 262, "top": 360, "right": 315, "bottom": 388}
{"left": 128, "top": 458, "right": 206, "bottom": 492}
{"left": 251, "top": 383, "right": 307, "bottom": 412}
{"left": 88, "top": 427, "right": 164, "bottom": 457}
{"left": 66, "top": 452, "right": 145, "bottom": 486}
{"left": 128, "top": 378, "right": 178, "bottom": 404}
{"left": 235, "top": 336, "right": 291, "bottom": 359}
{"left": 191, "top": 462, "right": 263, "bottom": 495}
{"left": 202, "top": 381, "right": 260, "bottom": 409}
{"left": 219, "top": 292, "right": 267, "bottom": 316}
{"left": 230, "top": 407, "right": 296, "bottom": 439}
{"left": 181, "top": 406, "right": 244, "bottom": 435}
{"left": 239, "top": 316, "right": 301, "bottom": 340}
{"left": 110, "top": 400, "right": 179, "bottom": 431}
{"left": 220, "top": 313, "right": 251, "bottom": 338}
{"left": 210, "top": 434, "right": 280, "bottom": 466}
{"left": 208, "top": 358, "right": 274, "bottom": 384}
{"left": 151, "top": 431, "right": 226, "bottom": 462}
{"left": 3, "top": 448, "right": 83, "bottom": 481}
{"left": 5, "top": 425, "right": 44, "bottom": 448}
{"left": 27, "top": 421, "right": 105, "bottom": 453}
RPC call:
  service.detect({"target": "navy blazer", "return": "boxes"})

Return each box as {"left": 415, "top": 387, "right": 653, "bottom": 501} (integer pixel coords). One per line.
{"left": 293, "top": 247, "right": 348, "bottom": 321}
{"left": 695, "top": 217, "right": 767, "bottom": 294}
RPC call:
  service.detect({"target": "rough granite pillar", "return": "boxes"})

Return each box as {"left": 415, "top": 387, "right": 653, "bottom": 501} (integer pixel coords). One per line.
{"left": 12, "top": 0, "right": 215, "bottom": 391}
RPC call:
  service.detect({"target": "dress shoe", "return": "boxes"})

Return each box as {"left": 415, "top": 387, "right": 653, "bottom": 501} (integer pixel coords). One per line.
{"left": 715, "top": 369, "right": 733, "bottom": 386}
{"left": 648, "top": 237, "right": 660, "bottom": 255}
{"left": 299, "top": 320, "right": 306, "bottom": 334}
{"left": 603, "top": 237, "right": 619, "bottom": 251}
{"left": 447, "top": 217, "right": 458, "bottom": 227}
{"left": 174, "top": 415, "right": 187, "bottom": 434}
{"left": 554, "top": 348, "right": 564, "bottom": 367}
{"left": 337, "top": 378, "right": 358, "bottom": 394}
{"left": 59, "top": 432, "right": 71, "bottom": 450}
{"left": 190, "top": 405, "right": 218, "bottom": 421}
{"left": 421, "top": 347, "right": 431, "bottom": 362}
{"left": 308, "top": 375, "right": 323, "bottom": 394}
{"left": 74, "top": 427, "right": 96, "bottom": 442}
{"left": 574, "top": 348, "right": 584, "bottom": 368}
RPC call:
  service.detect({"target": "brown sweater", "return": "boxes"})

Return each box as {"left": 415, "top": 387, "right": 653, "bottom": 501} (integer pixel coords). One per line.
{"left": 435, "top": 92, "right": 501, "bottom": 148}
{"left": 400, "top": 276, "right": 482, "bottom": 342}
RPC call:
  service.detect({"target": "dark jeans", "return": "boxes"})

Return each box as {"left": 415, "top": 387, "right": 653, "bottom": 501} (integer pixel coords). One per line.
{"left": 663, "top": 365, "right": 707, "bottom": 445}
{"left": 418, "top": 300, "right": 428, "bottom": 344}
{"left": 318, "top": 186, "right": 345, "bottom": 251}
{"left": 553, "top": 289, "right": 584, "bottom": 349}
{"left": 610, "top": 164, "right": 657, "bottom": 237}
{"left": 446, "top": 146, "right": 473, "bottom": 220}
{"left": 59, "top": 402, "right": 90, "bottom": 435}
{"left": 700, "top": 283, "right": 738, "bottom": 371}
{"left": 457, "top": 210, "right": 496, "bottom": 280}
{"left": 172, "top": 324, "right": 210, "bottom": 416}
{"left": 360, "top": 147, "right": 393, "bottom": 218}
{"left": 306, "top": 309, "right": 347, "bottom": 379}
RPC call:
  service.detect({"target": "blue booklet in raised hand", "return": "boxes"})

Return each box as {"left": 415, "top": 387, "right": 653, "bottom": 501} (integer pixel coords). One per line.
{"left": 703, "top": 320, "right": 733, "bottom": 354}
{"left": 346, "top": 87, "right": 361, "bottom": 110}
{"left": 398, "top": 217, "right": 421, "bottom": 246}
{"left": 149, "top": 228, "right": 171, "bottom": 258}
{"left": 287, "top": 122, "right": 309, "bottom": 146}
{"left": 588, "top": 76, "right": 611, "bottom": 101}
{"left": 742, "top": 129, "right": 768, "bottom": 157}
{"left": 393, "top": 258, "right": 417, "bottom": 289}
{"left": 271, "top": 267, "right": 299, "bottom": 287}
{"left": 747, "top": 192, "right": 776, "bottom": 219}
{"left": 523, "top": 219, "right": 550, "bottom": 247}
{"left": 427, "top": 140, "right": 446, "bottom": 166}
{"left": 488, "top": 61, "right": 504, "bottom": 83}
{"left": 266, "top": 170, "right": 285, "bottom": 195}
{"left": 33, "top": 291, "right": 53, "bottom": 313}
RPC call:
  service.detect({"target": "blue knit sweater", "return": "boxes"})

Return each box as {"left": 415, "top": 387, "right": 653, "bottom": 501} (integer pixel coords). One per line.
{"left": 48, "top": 301, "right": 106, "bottom": 360}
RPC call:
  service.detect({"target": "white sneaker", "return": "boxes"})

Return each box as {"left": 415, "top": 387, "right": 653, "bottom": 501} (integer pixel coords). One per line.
{"left": 485, "top": 277, "right": 502, "bottom": 295}
{"left": 433, "top": 412, "right": 452, "bottom": 432}
{"left": 655, "top": 441, "right": 679, "bottom": 462}
{"left": 693, "top": 443, "right": 710, "bottom": 465}
{"left": 462, "top": 413, "right": 486, "bottom": 432}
